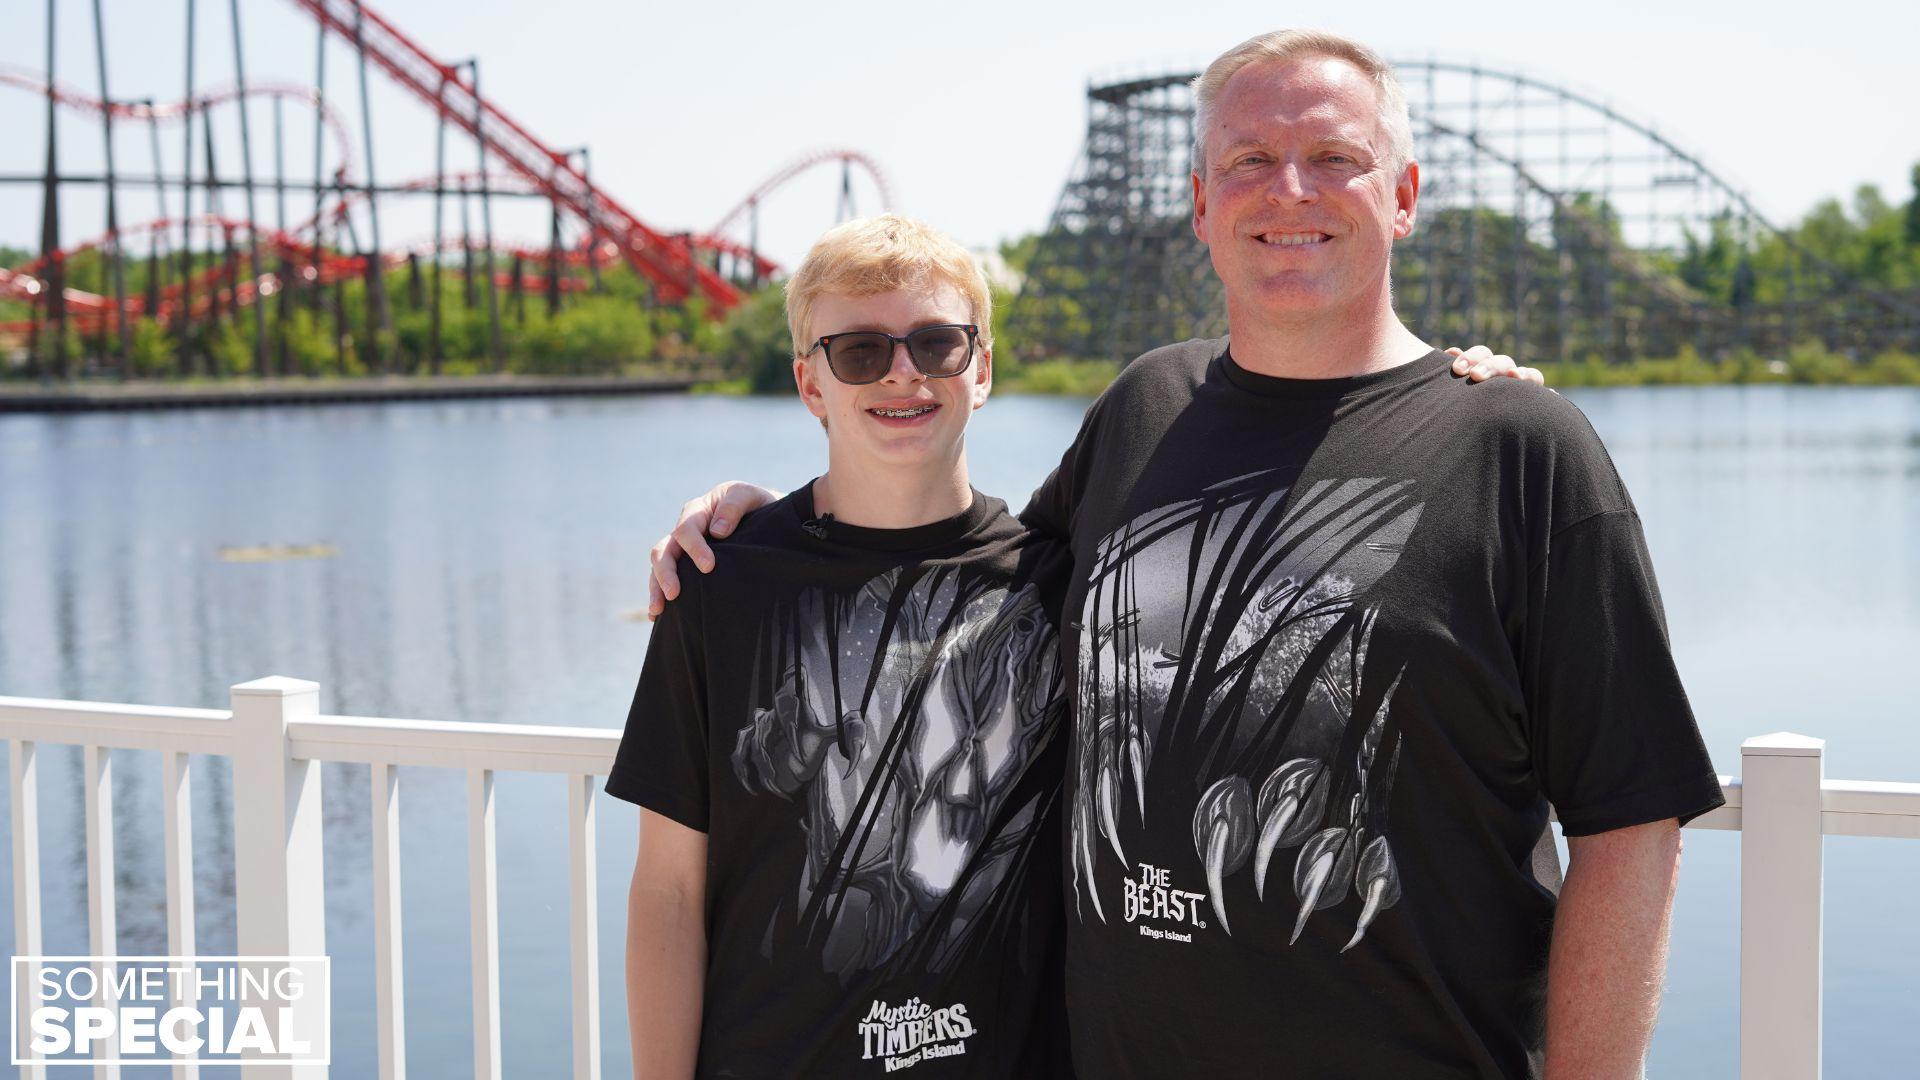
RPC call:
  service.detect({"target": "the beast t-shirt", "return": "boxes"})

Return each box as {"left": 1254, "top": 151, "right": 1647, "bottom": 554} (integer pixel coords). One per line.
{"left": 1022, "top": 340, "right": 1725, "bottom": 1078}
{"left": 607, "top": 484, "right": 1073, "bottom": 1078}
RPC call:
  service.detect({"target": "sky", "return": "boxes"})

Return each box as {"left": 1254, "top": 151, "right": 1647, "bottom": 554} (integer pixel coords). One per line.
{"left": 4, "top": 0, "right": 1918, "bottom": 271}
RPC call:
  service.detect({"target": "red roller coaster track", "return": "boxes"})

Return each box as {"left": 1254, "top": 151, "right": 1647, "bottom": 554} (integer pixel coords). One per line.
{"left": 707, "top": 149, "right": 895, "bottom": 240}
{"left": 0, "top": 63, "right": 357, "bottom": 184}
{"left": 285, "top": 0, "right": 740, "bottom": 312}
{"left": 3, "top": 0, "right": 900, "bottom": 335}
{"left": 1, "top": 212, "right": 599, "bottom": 334}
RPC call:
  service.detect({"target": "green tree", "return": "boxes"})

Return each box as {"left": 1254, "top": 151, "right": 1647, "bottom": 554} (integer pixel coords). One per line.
{"left": 718, "top": 284, "right": 796, "bottom": 393}
{"left": 1906, "top": 163, "right": 1920, "bottom": 247}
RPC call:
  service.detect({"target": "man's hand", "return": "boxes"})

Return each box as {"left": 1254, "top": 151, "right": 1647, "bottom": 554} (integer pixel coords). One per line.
{"left": 647, "top": 482, "right": 782, "bottom": 620}
{"left": 1446, "top": 345, "right": 1546, "bottom": 386}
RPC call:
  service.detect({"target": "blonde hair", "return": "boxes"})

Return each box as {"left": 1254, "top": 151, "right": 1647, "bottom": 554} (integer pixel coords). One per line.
{"left": 784, "top": 213, "right": 994, "bottom": 359}
{"left": 1191, "top": 30, "right": 1413, "bottom": 177}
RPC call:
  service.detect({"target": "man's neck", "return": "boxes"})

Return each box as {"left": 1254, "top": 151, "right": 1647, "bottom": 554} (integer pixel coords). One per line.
{"left": 1226, "top": 289, "right": 1432, "bottom": 380}
{"left": 812, "top": 455, "right": 973, "bottom": 531}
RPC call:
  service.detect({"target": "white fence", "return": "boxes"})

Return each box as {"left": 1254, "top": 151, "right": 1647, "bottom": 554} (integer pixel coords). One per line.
{"left": 4, "top": 677, "right": 1920, "bottom": 1080}
{"left": 4, "top": 677, "right": 617, "bottom": 1080}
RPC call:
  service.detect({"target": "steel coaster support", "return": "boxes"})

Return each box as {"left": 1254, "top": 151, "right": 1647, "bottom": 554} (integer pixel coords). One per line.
{"left": 274, "top": 96, "right": 293, "bottom": 376}
{"left": 464, "top": 59, "right": 503, "bottom": 371}
{"left": 351, "top": 0, "right": 390, "bottom": 374}
{"left": 201, "top": 108, "right": 224, "bottom": 330}
{"left": 459, "top": 176, "right": 476, "bottom": 311}
{"left": 226, "top": 0, "right": 269, "bottom": 376}
{"left": 310, "top": 17, "right": 330, "bottom": 318}
{"left": 547, "top": 154, "right": 569, "bottom": 320}
{"left": 747, "top": 197, "right": 759, "bottom": 288}
{"left": 140, "top": 103, "right": 167, "bottom": 339}
{"left": 178, "top": 0, "right": 199, "bottom": 374}
{"left": 509, "top": 252, "right": 525, "bottom": 325}
{"left": 577, "top": 146, "right": 600, "bottom": 293}
{"left": 38, "top": 0, "right": 67, "bottom": 380}
{"left": 428, "top": 66, "right": 450, "bottom": 374}
{"left": 91, "top": 0, "right": 131, "bottom": 375}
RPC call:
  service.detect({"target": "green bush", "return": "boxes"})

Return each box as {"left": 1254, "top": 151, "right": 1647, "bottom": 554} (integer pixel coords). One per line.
{"left": 1524, "top": 341, "right": 1920, "bottom": 387}
{"left": 205, "top": 320, "right": 255, "bottom": 377}
{"left": 1860, "top": 349, "right": 1920, "bottom": 384}
{"left": 129, "top": 320, "right": 178, "bottom": 378}
{"left": 1782, "top": 340, "right": 1856, "bottom": 384}
{"left": 518, "top": 297, "right": 656, "bottom": 375}
{"left": 998, "top": 358, "right": 1120, "bottom": 395}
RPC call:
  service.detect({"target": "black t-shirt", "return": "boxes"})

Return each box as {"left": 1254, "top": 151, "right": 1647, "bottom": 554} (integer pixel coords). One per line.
{"left": 1021, "top": 340, "right": 1725, "bottom": 1079}
{"left": 607, "top": 483, "right": 1074, "bottom": 1078}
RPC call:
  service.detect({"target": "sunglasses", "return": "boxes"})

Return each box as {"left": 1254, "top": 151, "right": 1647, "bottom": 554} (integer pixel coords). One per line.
{"left": 803, "top": 323, "right": 979, "bottom": 385}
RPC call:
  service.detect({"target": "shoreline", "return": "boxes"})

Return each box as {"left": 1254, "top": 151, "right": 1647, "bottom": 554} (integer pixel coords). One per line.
{"left": 0, "top": 372, "right": 708, "bottom": 413}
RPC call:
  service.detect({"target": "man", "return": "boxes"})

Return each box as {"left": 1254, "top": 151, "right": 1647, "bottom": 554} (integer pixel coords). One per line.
{"left": 643, "top": 32, "right": 1680, "bottom": 1079}
{"left": 1012, "top": 34, "right": 1722, "bottom": 1077}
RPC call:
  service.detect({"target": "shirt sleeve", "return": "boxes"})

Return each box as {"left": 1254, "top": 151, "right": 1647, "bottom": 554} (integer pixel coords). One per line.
{"left": 604, "top": 561, "right": 711, "bottom": 832}
{"left": 1522, "top": 508, "right": 1726, "bottom": 836}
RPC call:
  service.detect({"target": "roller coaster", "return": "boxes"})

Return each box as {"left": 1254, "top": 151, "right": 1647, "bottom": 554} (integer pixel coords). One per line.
{"left": 3, "top": 0, "right": 890, "bottom": 379}
{"left": 1013, "top": 64, "right": 1920, "bottom": 364}
{"left": 13, "top": 12, "right": 1918, "bottom": 382}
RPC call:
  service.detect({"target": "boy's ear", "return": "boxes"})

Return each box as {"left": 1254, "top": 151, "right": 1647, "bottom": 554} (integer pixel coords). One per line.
{"left": 793, "top": 356, "right": 829, "bottom": 424}
{"left": 971, "top": 347, "right": 993, "bottom": 410}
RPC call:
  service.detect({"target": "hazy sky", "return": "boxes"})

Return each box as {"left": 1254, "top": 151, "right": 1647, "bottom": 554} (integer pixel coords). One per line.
{"left": 4, "top": 0, "right": 1916, "bottom": 270}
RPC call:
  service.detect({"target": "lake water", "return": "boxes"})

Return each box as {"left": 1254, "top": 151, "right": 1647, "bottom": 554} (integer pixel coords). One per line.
{"left": 1, "top": 385, "right": 1916, "bottom": 1077}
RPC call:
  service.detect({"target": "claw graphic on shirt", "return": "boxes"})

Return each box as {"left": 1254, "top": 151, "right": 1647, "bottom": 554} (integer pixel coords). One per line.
{"left": 1071, "top": 473, "right": 1420, "bottom": 953}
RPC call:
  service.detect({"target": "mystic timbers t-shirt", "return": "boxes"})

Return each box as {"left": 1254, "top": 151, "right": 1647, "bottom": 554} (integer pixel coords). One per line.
{"left": 1021, "top": 340, "right": 1725, "bottom": 1078}
{"left": 606, "top": 483, "right": 1074, "bottom": 1078}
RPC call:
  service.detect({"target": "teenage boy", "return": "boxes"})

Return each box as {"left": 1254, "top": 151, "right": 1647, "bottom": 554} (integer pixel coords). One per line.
{"left": 609, "top": 214, "right": 1074, "bottom": 1078}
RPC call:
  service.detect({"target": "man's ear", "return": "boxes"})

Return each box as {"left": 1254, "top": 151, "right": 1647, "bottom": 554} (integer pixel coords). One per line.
{"left": 971, "top": 346, "right": 993, "bottom": 410}
{"left": 1393, "top": 160, "right": 1420, "bottom": 240}
{"left": 1191, "top": 170, "right": 1210, "bottom": 245}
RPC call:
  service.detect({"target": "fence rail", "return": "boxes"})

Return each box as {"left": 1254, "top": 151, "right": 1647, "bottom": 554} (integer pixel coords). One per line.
{"left": 4, "top": 678, "right": 1919, "bottom": 1080}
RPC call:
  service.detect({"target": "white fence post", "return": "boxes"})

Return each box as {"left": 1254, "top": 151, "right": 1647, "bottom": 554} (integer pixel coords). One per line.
{"left": 566, "top": 773, "right": 601, "bottom": 1080}
{"left": 82, "top": 744, "right": 120, "bottom": 1079}
{"left": 230, "top": 677, "right": 328, "bottom": 1079}
{"left": 11, "top": 740, "right": 45, "bottom": 1080}
{"left": 468, "top": 768, "right": 502, "bottom": 1080}
{"left": 1739, "top": 732, "right": 1825, "bottom": 1080}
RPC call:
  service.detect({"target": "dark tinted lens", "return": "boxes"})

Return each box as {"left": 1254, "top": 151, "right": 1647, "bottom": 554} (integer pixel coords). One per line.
{"left": 908, "top": 326, "right": 972, "bottom": 375}
{"left": 827, "top": 333, "right": 893, "bottom": 383}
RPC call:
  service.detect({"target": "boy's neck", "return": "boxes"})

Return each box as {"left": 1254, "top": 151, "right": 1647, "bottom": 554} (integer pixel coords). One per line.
{"left": 812, "top": 456, "right": 974, "bottom": 531}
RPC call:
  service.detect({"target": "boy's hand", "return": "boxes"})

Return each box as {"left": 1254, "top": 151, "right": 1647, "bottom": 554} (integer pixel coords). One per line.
{"left": 1446, "top": 345, "right": 1545, "bottom": 386}
{"left": 648, "top": 482, "right": 782, "bottom": 619}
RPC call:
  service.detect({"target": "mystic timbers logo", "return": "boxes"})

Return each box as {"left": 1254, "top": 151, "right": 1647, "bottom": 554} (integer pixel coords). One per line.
{"left": 857, "top": 997, "right": 974, "bottom": 1072}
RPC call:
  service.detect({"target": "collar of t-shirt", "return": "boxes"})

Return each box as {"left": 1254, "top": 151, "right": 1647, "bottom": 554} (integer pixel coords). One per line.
{"left": 1217, "top": 344, "right": 1451, "bottom": 399}
{"left": 791, "top": 479, "right": 1000, "bottom": 553}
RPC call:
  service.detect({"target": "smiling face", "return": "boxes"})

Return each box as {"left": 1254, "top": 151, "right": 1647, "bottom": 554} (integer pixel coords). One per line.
{"left": 793, "top": 280, "right": 992, "bottom": 477}
{"left": 1192, "top": 54, "right": 1419, "bottom": 324}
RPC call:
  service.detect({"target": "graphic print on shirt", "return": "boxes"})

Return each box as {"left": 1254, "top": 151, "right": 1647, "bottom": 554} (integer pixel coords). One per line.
{"left": 1071, "top": 471, "right": 1423, "bottom": 951}
{"left": 731, "top": 564, "right": 1063, "bottom": 982}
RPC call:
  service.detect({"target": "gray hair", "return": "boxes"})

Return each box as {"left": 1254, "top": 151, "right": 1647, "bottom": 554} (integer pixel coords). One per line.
{"left": 1191, "top": 30, "right": 1414, "bottom": 177}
